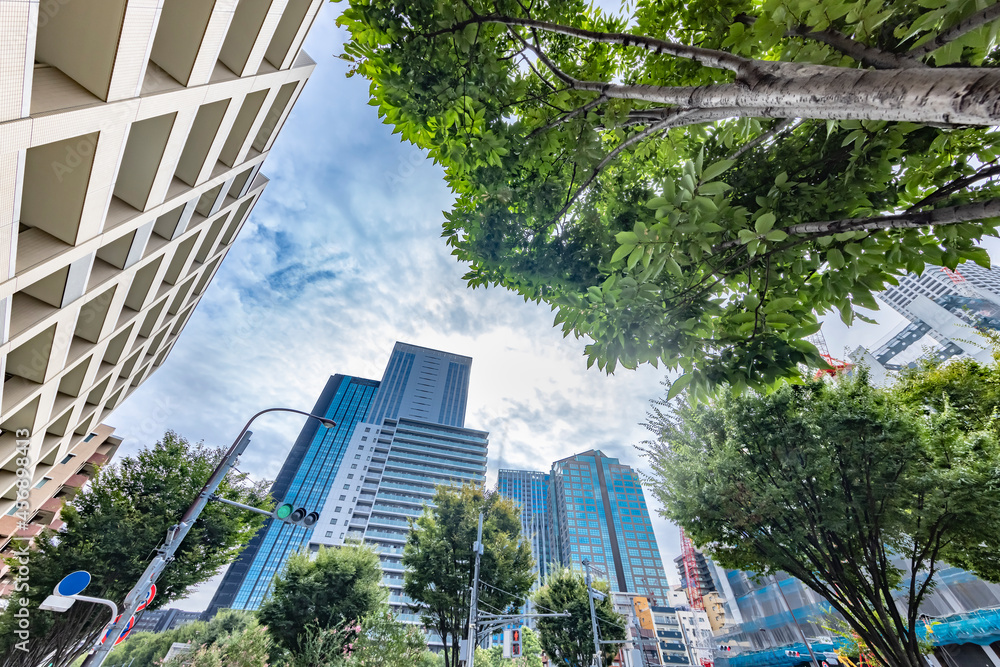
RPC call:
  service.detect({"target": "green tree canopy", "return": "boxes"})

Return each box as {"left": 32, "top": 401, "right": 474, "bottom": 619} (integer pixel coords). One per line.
{"left": 533, "top": 566, "right": 626, "bottom": 667}
{"left": 0, "top": 433, "right": 267, "bottom": 667}
{"left": 474, "top": 626, "right": 543, "bottom": 667}
{"left": 403, "top": 485, "right": 535, "bottom": 667}
{"left": 642, "top": 359, "right": 1000, "bottom": 667}
{"left": 105, "top": 610, "right": 257, "bottom": 667}
{"left": 257, "top": 544, "right": 386, "bottom": 656}
{"left": 340, "top": 0, "right": 1000, "bottom": 394}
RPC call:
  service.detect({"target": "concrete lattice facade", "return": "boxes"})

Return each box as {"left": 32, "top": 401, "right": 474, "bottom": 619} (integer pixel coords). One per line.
{"left": 0, "top": 1, "right": 322, "bottom": 525}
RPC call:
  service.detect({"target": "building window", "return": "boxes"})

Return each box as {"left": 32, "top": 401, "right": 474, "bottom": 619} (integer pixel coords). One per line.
{"left": 335, "top": 507, "right": 342, "bottom": 513}
{"left": 339, "top": 495, "right": 347, "bottom": 501}
{"left": 60, "top": 454, "right": 76, "bottom": 465}
{"left": 83, "top": 433, "right": 98, "bottom": 442}
{"left": 351, "top": 464, "right": 357, "bottom": 469}
{"left": 331, "top": 519, "right": 337, "bottom": 525}
{"left": 340, "top": 533, "right": 345, "bottom": 539}
{"left": 344, "top": 484, "right": 351, "bottom": 490}
{"left": 362, "top": 436, "right": 367, "bottom": 441}
{"left": 365, "top": 427, "right": 370, "bottom": 432}
{"left": 34, "top": 477, "right": 51, "bottom": 489}
{"left": 347, "top": 474, "right": 354, "bottom": 479}
{"left": 355, "top": 454, "right": 361, "bottom": 459}
{"left": 326, "top": 531, "right": 333, "bottom": 538}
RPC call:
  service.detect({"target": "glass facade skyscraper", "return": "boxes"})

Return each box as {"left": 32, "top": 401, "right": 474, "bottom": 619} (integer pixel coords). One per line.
{"left": 208, "top": 342, "right": 483, "bottom": 617}
{"left": 206, "top": 374, "right": 380, "bottom": 614}
{"left": 548, "top": 450, "right": 672, "bottom": 603}
{"left": 308, "top": 343, "right": 488, "bottom": 624}
{"left": 497, "top": 469, "right": 552, "bottom": 587}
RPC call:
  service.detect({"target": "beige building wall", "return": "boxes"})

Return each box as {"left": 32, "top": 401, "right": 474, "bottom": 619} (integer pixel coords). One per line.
{"left": 0, "top": 0, "right": 323, "bottom": 543}
{"left": 704, "top": 591, "right": 728, "bottom": 634}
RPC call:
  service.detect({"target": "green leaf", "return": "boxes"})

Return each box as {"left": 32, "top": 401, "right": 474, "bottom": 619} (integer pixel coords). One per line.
{"left": 827, "top": 248, "right": 846, "bottom": 269}
{"left": 611, "top": 243, "right": 635, "bottom": 263}
{"left": 667, "top": 373, "right": 693, "bottom": 400}
{"left": 755, "top": 213, "right": 776, "bottom": 235}
{"left": 698, "top": 181, "right": 732, "bottom": 196}
{"left": 701, "top": 159, "right": 736, "bottom": 182}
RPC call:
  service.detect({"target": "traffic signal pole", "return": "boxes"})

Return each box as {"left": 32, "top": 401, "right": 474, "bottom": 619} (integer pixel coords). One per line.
{"left": 466, "top": 513, "right": 484, "bottom": 667}
{"left": 80, "top": 408, "right": 334, "bottom": 667}
{"left": 584, "top": 560, "right": 603, "bottom": 667}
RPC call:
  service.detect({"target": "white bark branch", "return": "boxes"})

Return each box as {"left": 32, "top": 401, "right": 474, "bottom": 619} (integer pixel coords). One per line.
{"left": 569, "top": 65, "right": 1000, "bottom": 126}
{"left": 782, "top": 199, "right": 1000, "bottom": 235}
{"left": 909, "top": 3, "right": 1000, "bottom": 57}
{"left": 717, "top": 199, "right": 1000, "bottom": 251}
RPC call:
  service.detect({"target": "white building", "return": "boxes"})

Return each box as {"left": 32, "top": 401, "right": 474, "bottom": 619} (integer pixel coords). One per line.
{"left": 856, "top": 263, "right": 1000, "bottom": 374}
{"left": 0, "top": 0, "right": 321, "bottom": 562}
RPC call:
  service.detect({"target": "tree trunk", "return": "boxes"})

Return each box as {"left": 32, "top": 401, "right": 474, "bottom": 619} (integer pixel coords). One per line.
{"left": 576, "top": 64, "right": 1000, "bottom": 125}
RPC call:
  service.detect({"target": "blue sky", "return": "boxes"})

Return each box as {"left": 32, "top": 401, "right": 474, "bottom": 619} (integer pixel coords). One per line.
{"left": 107, "top": 6, "right": 1000, "bottom": 611}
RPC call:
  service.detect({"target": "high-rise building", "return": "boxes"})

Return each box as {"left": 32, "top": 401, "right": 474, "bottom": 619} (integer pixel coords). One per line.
{"left": 207, "top": 374, "right": 380, "bottom": 614}
{"left": 548, "top": 450, "right": 672, "bottom": 603}
{"left": 0, "top": 1, "right": 323, "bottom": 528}
{"left": 310, "top": 343, "right": 488, "bottom": 625}
{"left": 0, "top": 423, "right": 121, "bottom": 596}
{"left": 497, "top": 469, "right": 552, "bottom": 587}
{"left": 674, "top": 547, "right": 717, "bottom": 608}
{"left": 857, "top": 263, "right": 1000, "bottom": 371}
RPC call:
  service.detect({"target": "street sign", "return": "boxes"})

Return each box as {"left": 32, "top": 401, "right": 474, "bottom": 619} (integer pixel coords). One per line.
{"left": 55, "top": 570, "right": 91, "bottom": 597}
{"left": 136, "top": 584, "right": 157, "bottom": 611}
{"left": 101, "top": 614, "right": 135, "bottom": 646}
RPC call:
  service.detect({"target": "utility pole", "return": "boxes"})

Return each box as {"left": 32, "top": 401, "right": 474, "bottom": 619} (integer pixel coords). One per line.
{"left": 466, "top": 513, "right": 484, "bottom": 667}
{"left": 79, "top": 407, "right": 334, "bottom": 667}
{"left": 583, "top": 559, "right": 603, "bottom": 667}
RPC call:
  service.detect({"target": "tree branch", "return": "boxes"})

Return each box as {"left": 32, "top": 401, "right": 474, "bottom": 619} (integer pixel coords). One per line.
{"left": 526, "top": 94, "right": 608, "bottom": 139}
{"left": 716, "top": 198, "right": 1000, "bottom": 251}
{"left": 484, "top": 14, "right": 752, "bottom": 73}
{"left": 736, "top": 14, "right": 924, "bottom": 69}
{"left": 723, "top": 118, "right": 797, "bottom": 164}
{"left": 907, "top": 163, "right": 1000, "bottom": 211}
{"left": 548, "top": 113, "right": 697, "bottom": 225}
{"left": 909, "top": 4, "right": 1000, "bottom": 57}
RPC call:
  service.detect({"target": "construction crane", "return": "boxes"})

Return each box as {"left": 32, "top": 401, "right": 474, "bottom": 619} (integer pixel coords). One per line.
{"left": 679, "top": 529, "right": 705, "bottom": 611}
{"left": 806, "top": 330, "right": 853, "bottom": 378}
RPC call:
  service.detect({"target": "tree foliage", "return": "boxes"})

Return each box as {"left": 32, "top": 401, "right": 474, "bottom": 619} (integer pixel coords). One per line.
{"left": 105, "top": 610, "right": 257, "bottom": 667}
{"left": 340, "top": 0, "right": 1000, "bottom": 393}
{"left": 642, "top": 359, "right": 1000, "bottom": 667}
{"left": 403, "top": 485, "right": 535, "bottom": 667}
{"left": 533, "top": 566, "right": 626, "bottom": 667}
{"left": 257, "top": 544, "right": 386, "bottom": 656}
{"left": 474, "top": 626, "right": 543, "bottom": 667}
{"left": 0, "top": 433, "right": 268, "bottom": 667}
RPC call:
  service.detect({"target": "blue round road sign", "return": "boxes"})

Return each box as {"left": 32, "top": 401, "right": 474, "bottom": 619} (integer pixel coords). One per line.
{"left": 55, "top": 570, "right": 91, "bottom": 597}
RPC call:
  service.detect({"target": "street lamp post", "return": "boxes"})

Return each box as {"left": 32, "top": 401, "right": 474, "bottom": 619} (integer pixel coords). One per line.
{"left": 80, "top": 408, "right": 335, "bottom": 667}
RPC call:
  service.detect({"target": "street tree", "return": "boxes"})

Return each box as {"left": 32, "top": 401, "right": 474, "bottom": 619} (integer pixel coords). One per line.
{"left": 403, "top": 485, "right": 535, "bottom": 667}
{"left": 339, "top": 0, "right": 1000, "bottom": 394}
{"left": 0, "top": 433, "right": 268, "bottom": 667}
{"left": 474, "top": 626, "right": 544, "bottom": 667}
{"left": 533, "top": 566, "right": 626, "bottom": 667}
{"left": 257, "top": 544, "right": 385, "bottom": 656}
{"left": 642, "top": 361, "right": 1000, "bottom": 667}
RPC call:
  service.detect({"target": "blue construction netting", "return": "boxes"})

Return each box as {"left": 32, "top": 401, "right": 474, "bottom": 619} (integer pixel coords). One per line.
{"left": 920, "top": 607, "right": 1000, "bottom": 647}
{"left": 725, "top": 609, "right": 1000, "bottom": 667}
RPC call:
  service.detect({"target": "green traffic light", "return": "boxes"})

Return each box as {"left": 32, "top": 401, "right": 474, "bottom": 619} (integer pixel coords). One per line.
{"left": 276, "top": 504, "right": 293, "bottom": 519}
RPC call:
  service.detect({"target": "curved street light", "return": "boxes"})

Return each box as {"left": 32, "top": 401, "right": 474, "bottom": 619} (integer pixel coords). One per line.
{"left": 80, "top": 408, "right": 335, "bottom": 667}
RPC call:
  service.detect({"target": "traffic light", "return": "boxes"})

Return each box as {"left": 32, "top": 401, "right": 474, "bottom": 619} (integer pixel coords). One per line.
{"left": 274, "top": 503, "right": 319, "bottom": 527}
{"left": 785, "top": 650, "right": 802, "bottom": 658}
{"left": 719, "top": 645, "right": 732, "bottom": 652}
{"left": 511, "top": 627, "right": 522, "bottom": 657}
